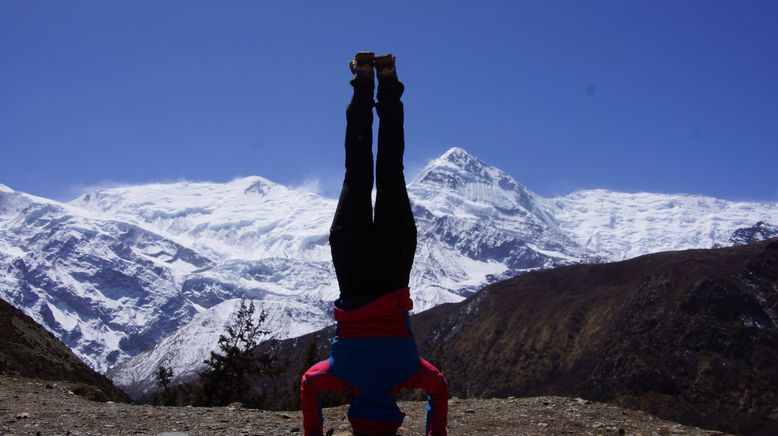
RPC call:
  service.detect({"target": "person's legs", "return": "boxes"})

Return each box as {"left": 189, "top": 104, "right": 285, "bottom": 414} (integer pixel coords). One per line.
{"left": 374, "top": 55, "right": 417, "bottom": 295}
{"left": 330, "top": 55, "right": 376, "bottom": 303}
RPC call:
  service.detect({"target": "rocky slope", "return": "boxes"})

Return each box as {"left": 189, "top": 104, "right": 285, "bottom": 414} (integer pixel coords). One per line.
{"left": 0, "top": 375, "right": 730, "bottom": 435}
{"left": 0, "top": 297, "right": 128, "bottom": 402}
{"left": 243, "top": 238, "right": 778, "bottom": 435}
{"left": 728, "top": 221, "right": 778, "bottom": 246}
{"left": 415, "top": 238, "right": 778, "bottom": 435}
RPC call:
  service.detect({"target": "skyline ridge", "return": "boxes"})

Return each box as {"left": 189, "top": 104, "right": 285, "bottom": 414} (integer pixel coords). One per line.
{"left": 3, "top": 146, "right": 775, "bottom": 204}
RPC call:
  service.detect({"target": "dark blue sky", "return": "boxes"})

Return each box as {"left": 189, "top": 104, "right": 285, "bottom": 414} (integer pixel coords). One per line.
{"left": 2, "top": 1, "right": 777, "bottom": 201}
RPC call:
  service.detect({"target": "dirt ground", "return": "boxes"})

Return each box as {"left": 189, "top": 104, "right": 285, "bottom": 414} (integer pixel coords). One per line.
{"left": 0, "top": 375, "right": 729, "bottom": 436}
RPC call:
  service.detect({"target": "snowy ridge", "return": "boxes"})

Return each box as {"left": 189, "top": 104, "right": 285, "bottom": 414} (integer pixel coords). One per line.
{"left": 1, "top": 147, "right": 777, "bottom": 395}
{"left": 551, "top": 190, "right": 778, "bottom": 260}
{"left": 71, "top": 176, "right": 335, "bottom": 262}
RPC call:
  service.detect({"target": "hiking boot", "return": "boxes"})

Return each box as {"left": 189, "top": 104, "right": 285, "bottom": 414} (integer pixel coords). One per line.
{"left": 374, "top": 53, "right": 397, "bottom": 81}
{"left": 349, "top": 51, "right": 375, "bottom": 81}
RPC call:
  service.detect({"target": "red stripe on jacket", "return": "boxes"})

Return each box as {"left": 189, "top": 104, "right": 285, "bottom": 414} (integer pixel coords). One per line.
{"left": 333, "top": 287, "right": 414, "bottom": 338}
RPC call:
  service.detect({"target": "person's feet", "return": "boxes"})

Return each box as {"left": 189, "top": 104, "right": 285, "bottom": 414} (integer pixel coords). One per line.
{"left": 348, "top": 51, "right": 400, "bottom": 100}
{"left": 348, "top": 52, "right": 398, "bottom": 81}
{"left": 374, "top": 53, "right": 397, "bottom": 81}
{"left": 350, "top": 51, "right": 375, "bottom": 81}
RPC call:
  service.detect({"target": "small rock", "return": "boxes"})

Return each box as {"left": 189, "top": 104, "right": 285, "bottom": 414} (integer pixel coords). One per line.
{"left": 156, "top": 433, "right": 190, "bottom": 436}
{"left": 543, "top": 400, "right": 551, "bottom": 405}
{"left": 464, "top": 409, "right": 475, "bottom": 414}
{"left": 537, "top": 422, "right": 549, "bottom": 427}
{"left": 281, "top": 413, "right": 292, "bottom": 419}
{"left": 15, "top": 412, "right": 30, "bottom": 419}
{"left": 290, "top": 428, "right": 300, "bottom": 433}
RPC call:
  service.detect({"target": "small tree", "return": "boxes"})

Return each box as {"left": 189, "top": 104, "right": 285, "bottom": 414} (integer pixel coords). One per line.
{"left": 154, "top": 364, "right": 174, "bottom": 405}
{"left": 199, "top": 298, "right": 271, "bottom": 406}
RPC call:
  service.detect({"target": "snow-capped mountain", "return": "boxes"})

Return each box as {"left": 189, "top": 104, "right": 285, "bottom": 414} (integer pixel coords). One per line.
{"left": 1, "top": 147, "right": 777, "bottom": 396}
{"left": 407, "top": 148, "right": 594, "bottom": 308}
{"left": 102, "top": 149, "right": 602, "bottom": 393}
{"left": 0, "top": 184, "right": 203, "bottom": 369}
{"left": 0, "top": 178, "right": 341, "bottom": 377}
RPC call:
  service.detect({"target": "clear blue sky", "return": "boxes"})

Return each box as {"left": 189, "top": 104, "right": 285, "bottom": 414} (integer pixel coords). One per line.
{"left": 2, "top": 1, "right": 777, "bottom": 201}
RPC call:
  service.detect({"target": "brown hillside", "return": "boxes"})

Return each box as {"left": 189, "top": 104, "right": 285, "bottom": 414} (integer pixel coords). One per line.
{"left": 0, "top": 298, "right": 130, "bottom": 402}
{"left": 412, "top": 238, "right": 778, "bottom": 435}
{"left": 203, "top": 239, "right": 777, "bottom": 435}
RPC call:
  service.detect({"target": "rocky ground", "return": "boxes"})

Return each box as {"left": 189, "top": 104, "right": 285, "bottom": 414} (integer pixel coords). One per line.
{"left": 0, "top": 376, "right": 729, "bottom": 436}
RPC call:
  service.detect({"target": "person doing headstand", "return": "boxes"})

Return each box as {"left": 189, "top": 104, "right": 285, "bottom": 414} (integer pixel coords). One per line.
{"left": 300, "top": 53, "right": 449, "bottom": 436}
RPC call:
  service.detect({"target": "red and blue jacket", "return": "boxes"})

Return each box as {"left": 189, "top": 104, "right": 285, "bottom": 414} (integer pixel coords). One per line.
{"left": 300, "top": 288, "right": 448, "bottom": 436}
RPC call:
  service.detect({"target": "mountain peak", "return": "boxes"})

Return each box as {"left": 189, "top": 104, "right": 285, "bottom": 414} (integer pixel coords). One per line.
{"left": 229, "top": 176, "right": 278, "bottom": 196}
{"left": 413, "top": 147, "right": 517, "bottom": 192}
{"left": 439, "top": 146, "right": 473, "bottom": 160}
{"left": 409, "top": 147, "right": 557, "bottom": 228}
{"left": 0, "top": 184, "right": 14, "bottom": 193}
{"left": 434, "top": 146, "right": 485, "bottom": 172}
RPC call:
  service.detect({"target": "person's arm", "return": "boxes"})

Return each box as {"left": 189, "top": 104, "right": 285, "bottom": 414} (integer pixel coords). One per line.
{"left": 394, "top": 358, "right": 449, "bottom": 436}
{"left": 301, "top": 360, "right": 355, "bottom": 436}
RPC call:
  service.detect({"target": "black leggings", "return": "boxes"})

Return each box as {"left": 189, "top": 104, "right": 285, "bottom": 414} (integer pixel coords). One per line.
{"left": 329, "top": 77, "right": 416, "bottom": 309}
